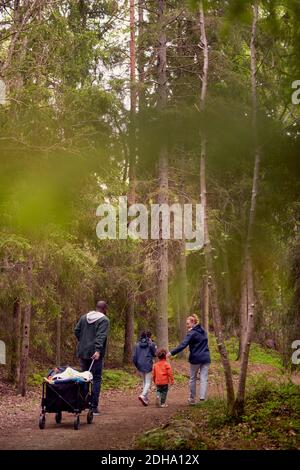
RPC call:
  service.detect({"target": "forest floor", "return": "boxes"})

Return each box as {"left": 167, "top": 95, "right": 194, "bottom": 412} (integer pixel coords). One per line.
{"left": 1, "top": 358, "right": 297, "bottom": 450}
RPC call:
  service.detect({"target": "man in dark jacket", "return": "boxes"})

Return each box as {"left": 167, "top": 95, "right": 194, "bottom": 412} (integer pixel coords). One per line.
{"left": 168, "top": 315, "right": 210, "bottom": 404}
{"left": 75, "top": 300, "right": 109, "bottom": 415}
{"left": 133, "top": 331, "right": 157, "bottom": 406}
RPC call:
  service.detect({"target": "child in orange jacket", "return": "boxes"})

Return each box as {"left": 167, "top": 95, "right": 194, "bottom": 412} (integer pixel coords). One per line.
{"left": 152, "top": 348, "right": 174, "bottom": 408}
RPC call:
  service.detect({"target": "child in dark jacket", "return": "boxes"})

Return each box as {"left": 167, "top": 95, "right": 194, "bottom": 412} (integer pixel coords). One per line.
{"left": 152, "top": 348, "right": 174, "bottom": 408}
{"left": 133, "top": 331, "right": 157, "bottom": 406}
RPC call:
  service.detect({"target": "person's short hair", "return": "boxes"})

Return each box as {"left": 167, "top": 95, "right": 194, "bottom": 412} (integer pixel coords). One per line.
{"left": 188, "top": 314, "right": 199, "bottom": 324}
{"left": 96, "top": 300, "right": 107, "bottom": 312}
{"left": 157, "top": 348, "right": 167, "bottom": 359}
{"left": 141, "top": 330, "right": 152, "bottom": 339}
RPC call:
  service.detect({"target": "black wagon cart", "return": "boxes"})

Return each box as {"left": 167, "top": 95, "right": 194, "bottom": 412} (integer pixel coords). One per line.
{"left": 39, "top": 363, "right": 94, "bottom": 430}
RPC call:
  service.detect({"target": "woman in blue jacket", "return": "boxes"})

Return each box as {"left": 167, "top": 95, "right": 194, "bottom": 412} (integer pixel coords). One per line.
{"left": 133, "top": 330, "right": 157, "bottom": 406}
{"left": 167, "top": 314, "right": 210, "bottom": 404}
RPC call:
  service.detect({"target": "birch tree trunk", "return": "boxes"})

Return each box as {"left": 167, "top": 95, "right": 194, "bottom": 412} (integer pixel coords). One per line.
{"left": 199, "top": 1, "right": 235, "bottom": 408}
{"left": 123, "top": 0, "right": 137, "bottom": 364}
{"left": 18, "top": 256, "right": 32, "bottom": 396}
{"left": 237, "top": 268, "right": 248, "bottom": 359}
{"left": 234, "top": 1, "right": 261, "bottom": 416}
{"left": 156, "top": 0, "right": 169, "bottom": 348}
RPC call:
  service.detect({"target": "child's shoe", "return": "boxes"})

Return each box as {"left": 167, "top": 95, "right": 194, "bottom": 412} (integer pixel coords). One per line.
{"left": 160, "top": 403, "right": 168, "bottom": 408}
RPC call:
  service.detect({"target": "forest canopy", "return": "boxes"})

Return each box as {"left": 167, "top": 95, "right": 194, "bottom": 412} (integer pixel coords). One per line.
{"left": 0, "top": 0, "right": 299, "bottom": 414}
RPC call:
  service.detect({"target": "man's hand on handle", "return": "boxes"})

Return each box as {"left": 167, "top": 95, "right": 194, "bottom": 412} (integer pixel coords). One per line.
{"left": 92, "top": 351, "right": 100, "bottom": 360}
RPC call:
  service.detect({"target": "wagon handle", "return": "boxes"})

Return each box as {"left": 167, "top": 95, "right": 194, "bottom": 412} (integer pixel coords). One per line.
{"left": 88, "top": 359, "right": 95, "bottom": 372}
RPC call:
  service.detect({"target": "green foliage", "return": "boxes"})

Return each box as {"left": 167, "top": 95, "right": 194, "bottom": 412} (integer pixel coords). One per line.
{"left": 173, "top": 372, "right": 189, "bottom": 384}
{"left": 248, "top": 343, "right": 282, "bottom": 368}
{"left": 27, "top": 372, "right": 45, "bottom": 387}
{"left": 101, "top": 369, "right": 139, "bottom": 391}
{"left": 203, "top": 379, "right": 300, "bottom": 449}
{"left": 209, "top": 335, "right": 282, "bottom": 368}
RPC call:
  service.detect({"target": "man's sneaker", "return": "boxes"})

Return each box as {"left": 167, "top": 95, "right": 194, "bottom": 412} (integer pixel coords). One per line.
{"left": 188, "top": 398, "right": 196, "bottom": 405}
{"left": 92, "top": 408, "right": 100, "bottom": 416}
{"left": 156, "top": 395, "right": 161, "bottom": 408}
{"left": 138, "top": 395, "right": 148, "bottom": 406}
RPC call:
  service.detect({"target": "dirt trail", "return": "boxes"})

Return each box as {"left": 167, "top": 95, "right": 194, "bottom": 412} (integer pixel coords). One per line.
{"left": 0, "top": 384, "right": 193, "bottom": 450}
{"left": 0, "top": 361, "right": 288, "bottom": 450}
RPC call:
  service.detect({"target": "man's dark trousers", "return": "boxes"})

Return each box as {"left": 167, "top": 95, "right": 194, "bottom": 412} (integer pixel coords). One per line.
{"left": 80, "top": 358, "right": 103, "bottom": 409}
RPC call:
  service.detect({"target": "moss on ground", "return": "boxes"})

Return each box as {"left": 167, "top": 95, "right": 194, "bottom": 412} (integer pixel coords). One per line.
{"left": 101, "top": 369, "right": 139, "bottom": 390}
{"left": 209, "top": 335, "right": 282, "bottom": 369}
{"left": 136, "top": 378, "right": 300, "bottom": 450}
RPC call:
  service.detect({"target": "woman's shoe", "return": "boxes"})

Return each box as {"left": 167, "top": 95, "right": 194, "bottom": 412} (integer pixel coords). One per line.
{"left": 138, "top": 395, "right": 148, "bottom": 406}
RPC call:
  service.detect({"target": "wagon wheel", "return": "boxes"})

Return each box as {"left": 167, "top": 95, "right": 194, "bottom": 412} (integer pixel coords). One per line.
{"left": 87, "top": 409, "right": 93, "bottom": 424}
{"left": 74, "top": 415, "right": 80, "bottom": 430}
{"left": 39, "top": 414, "right": 46, "bottom": 430}
{"left": 55, "top": 411, "right": 62, "bottom": 424}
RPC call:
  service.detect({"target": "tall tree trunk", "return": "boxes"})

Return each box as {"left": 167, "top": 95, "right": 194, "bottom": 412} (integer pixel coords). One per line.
{"left": 135, "top": 2, "right": 148, "bottom": 342}
{"left": 123, "top": 300, "right": 135, "bottom": 364}
{"left": 203, "top": 277, "right": 209, "bottom": 333}
{"left": 18, "top": 256, "right": 32, "bottom": 396}
{"left": 123, "top": 0, "right": 137, "bottom": 364}
{"left": 137, "top": 292, "right": 149, "bottom": 337}
{"left": 234, "top": 2, "right": 260, "bottom": 416}
{"left": 128, "top": 0, "right": 137, "bottom": 207}
{"left": 237, "top": 268, "right": 248, "bottom": 359}
{"left": 1, "top": 0, "right": 22, "bottom": 79}
{"left": 178, "top": 156, "right": 188, "bottom": 343}
{"left": 199, "top": 1, "right": 209, "bottom": 336}
{"left": 2, "top": 1, "right": 45, "bottom": 91}
{"left": 10, "top": 298, "right": 22, "bottom": 384}
{"left": 156, "top": 0, "right": 169, "bottom": 348}
{"left": 138, "top": 0, "right": 145, "bottom": 109}
{"left": 199, "top": 1, "right": 235, "bottom": 408}
{"left": 56, "top": 314, "right": 61, "bottom": 366}
{"left": 157, "top": 150, "right": 169, "bottom": 348}
{"left": 179, "top": 237, "right": 188, "bottom": 341}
